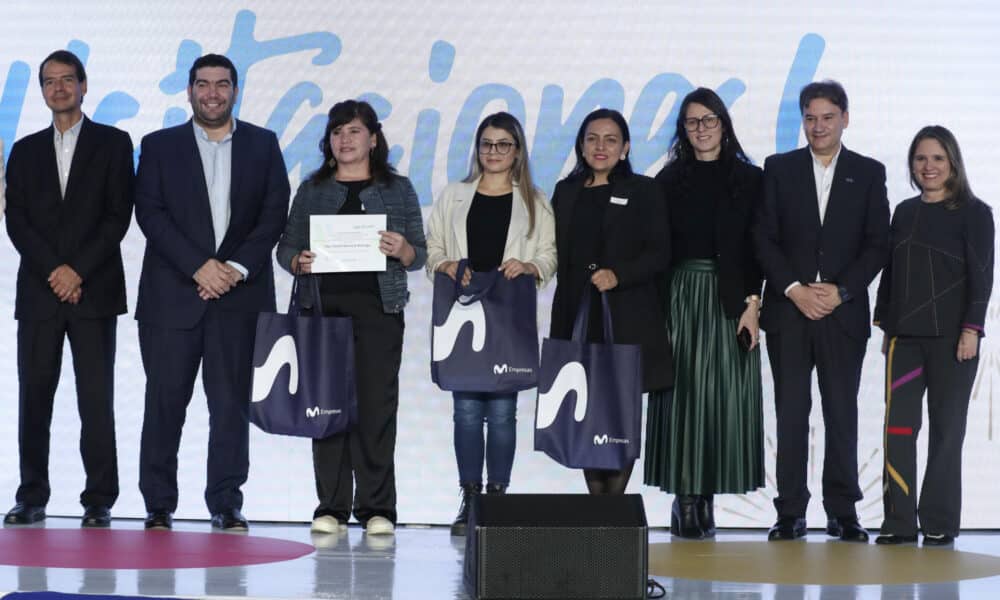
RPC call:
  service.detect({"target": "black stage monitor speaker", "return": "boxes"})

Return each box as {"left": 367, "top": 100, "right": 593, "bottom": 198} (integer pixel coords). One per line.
{"left": 463, "top": 493, "right": 647, "bottom": 599}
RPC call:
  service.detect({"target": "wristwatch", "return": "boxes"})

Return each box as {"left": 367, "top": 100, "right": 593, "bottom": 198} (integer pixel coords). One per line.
{"left": 837, "top": 285, "right": 851, "bottom": 303}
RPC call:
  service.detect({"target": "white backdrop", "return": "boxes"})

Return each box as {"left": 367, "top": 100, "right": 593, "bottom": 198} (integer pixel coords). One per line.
{"left": 1, "top": 1, "right": 998, "bottom": 528}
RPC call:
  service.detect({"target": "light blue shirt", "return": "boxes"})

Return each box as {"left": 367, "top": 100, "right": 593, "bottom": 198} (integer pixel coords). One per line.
{"left": 192, "top": 120, "right": 247, "bottom": 278}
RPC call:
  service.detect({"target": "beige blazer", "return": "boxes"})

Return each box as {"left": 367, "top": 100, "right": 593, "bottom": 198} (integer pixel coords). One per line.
{"left": 425, "top": 178, "right": 557, "bottom": 287}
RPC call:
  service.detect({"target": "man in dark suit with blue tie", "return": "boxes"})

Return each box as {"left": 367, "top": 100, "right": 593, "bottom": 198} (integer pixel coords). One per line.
{"left": 134, "top": 54, "right": 289, "bottom": 530}
{"left": 4, "top": 50, "right": 134, "bottom": 528}
{"left": 754, "top": 80, "right": 889, "bottom": 542}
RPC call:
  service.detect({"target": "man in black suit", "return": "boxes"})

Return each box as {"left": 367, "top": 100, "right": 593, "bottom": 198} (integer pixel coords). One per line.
{"left": 754, "top": 80, "right": 889, "bottom": 542}
{"left": 134, "top": 54, "right": 289, "bottom": 531}
{"left": 4, "top": 50, "right": 134, "bottom": 527}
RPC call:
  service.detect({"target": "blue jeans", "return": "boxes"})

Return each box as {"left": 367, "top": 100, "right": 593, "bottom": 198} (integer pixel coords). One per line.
{"left": 453, "top": 392, "right": 517, "bottom": 486}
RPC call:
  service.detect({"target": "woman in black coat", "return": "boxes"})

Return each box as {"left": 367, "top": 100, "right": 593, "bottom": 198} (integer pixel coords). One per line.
{"left": 549, "top": 108, "right": 672, "bottom": 495}
{"left": 645, "top": 88, "right": 765, "bottom": 538}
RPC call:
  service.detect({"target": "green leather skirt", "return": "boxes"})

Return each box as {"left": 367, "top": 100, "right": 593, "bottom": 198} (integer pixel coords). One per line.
{"left": 644, "top": 259, "right": 764, "bottom": 494}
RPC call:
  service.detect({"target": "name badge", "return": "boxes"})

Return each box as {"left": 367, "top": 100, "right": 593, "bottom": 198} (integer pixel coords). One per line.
{"left": 610, "top": 196, "right": 628, "bottom": 206}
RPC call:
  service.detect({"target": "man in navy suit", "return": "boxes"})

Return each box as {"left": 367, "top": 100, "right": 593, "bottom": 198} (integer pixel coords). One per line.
{"left": 754, "top": 80, "right": 889, "bottom": 542}
{"left": 134, "top": 54, "right": 289, "bottom": 530}
{"left": 4, "top": 50, "right": 134, "bottom": 528}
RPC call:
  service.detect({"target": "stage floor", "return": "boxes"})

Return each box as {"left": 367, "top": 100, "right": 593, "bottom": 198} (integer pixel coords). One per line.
{"left": 2, "top": 517, "right": 1000, "bottom": 599}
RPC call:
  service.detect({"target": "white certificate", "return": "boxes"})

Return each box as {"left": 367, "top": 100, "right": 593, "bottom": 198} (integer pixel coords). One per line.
{"left": 309, "top": 214, "right": 386, "bottom": 273}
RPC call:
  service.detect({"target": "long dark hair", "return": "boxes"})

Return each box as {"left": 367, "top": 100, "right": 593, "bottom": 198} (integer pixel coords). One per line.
{"left": 662, "top": 88, "right": 754, "bottom": 205}
{"left": 464, "top": 112, "right": 538, "bottom": 234}
{"left": 569, "top": 108, "right": 634, "bottom": 185}
{"left": 907, "top": 125, "right": 974, "bottom": 210}
{"left": 308, "top": 99, "right": 395, "bottom": 183}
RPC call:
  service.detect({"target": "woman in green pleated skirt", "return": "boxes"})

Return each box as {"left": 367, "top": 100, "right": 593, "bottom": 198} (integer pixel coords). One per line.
{"left": 644, "top": 88, "right": 765, "bottom": 538}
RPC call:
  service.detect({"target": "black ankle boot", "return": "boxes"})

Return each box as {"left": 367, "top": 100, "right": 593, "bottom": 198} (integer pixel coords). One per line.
{"left": 697, "top": 494, "right": 716, "bottom": 537}
{"left": 485, "top": 483, "right": 507, "bottom": 495}
{"left": 670, "top": 495, "right": 704, "bottom": 539}
{"left": 450, "top": 483, "right": 481, "bottom": 536}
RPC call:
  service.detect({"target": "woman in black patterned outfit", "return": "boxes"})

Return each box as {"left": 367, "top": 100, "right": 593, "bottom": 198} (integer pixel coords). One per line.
{"left": 874, "top": 125, "right": 994, "bottom": 546}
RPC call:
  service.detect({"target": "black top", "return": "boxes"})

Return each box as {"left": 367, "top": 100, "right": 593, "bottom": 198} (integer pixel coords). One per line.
{"left": 669, "top": 160, "right": 720, "bottom": 260}
{"left": 875, "top": 196, "right": 994, "bottom": 337}
{"left": 466, "top": 191, "right": 513, "bottom": 271}
{"left": 656, "top": 158, "right": 764, "bottom": 319}
{"left": 319, "top": 179, "right": 380, "bottom": 297}
{"left": 550, "top": 175, "right": 673, "bottom": 391}
{"left": 565, "top": 184, "right": 611, "bottom": 342}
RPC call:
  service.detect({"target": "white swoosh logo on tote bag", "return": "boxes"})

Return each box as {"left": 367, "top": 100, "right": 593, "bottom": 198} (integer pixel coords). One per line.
{"left": 536, "top": 361, "right": 588, "bottom": 429}
{"left": 251, "top": 334, "right": 299, "bottom": 402}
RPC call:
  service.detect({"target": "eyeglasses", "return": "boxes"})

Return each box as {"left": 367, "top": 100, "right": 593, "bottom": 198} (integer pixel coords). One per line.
{"left": 479, "top": 140, "right": 516, "bottom": 155}
{"left": 683, "top": 114, "right": 721, "bottom": 132}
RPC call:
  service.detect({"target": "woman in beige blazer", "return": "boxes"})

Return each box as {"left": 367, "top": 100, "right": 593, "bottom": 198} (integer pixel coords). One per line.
{"left": 426, "top": 112, "right": 555, "bottom": 535}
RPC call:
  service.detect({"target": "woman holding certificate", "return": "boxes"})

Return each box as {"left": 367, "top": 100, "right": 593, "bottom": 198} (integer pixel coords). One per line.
{"left": 276, "top": 99, "right": 426, "bottom": 536}
{"left": 548, "top": 108, "right": 672, "bottom": 495}
{"left": 425, "top": 112, "right": 556, "bottom": 536}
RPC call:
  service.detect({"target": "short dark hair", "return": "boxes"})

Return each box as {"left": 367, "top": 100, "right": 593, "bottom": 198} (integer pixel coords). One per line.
{"left": 799, "top": 79, "right": 848, "bottom": 114}
{"left": 309, "top": 99, "right": 396, "bottom": 184}
{"left": 569, "top": 108, "right": 634, "bottom": 185}
{"left": 38, "top": 50, "right": 86, "bottom": 86}
{"left": 188, "top": 54, "right": 238, "bottom": 88}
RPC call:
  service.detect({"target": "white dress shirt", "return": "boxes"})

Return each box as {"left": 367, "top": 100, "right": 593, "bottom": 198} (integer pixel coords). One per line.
{"left": 811, "top": 144, "right": 841, "bottom": 226}
{"left": 784, "top": 144, "right": 843, "bottom": 296}
{"left": 54, "top": 115, "right": 84, "bottom": 198}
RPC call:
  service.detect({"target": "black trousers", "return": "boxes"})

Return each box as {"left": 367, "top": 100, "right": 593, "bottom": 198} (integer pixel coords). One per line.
{"left": 137, "top": 306, "right": 257, "bottom": 514}
{"left": 16, "top": 312, "right": 119, "bottom": 508}
{"left": 765, "top": 314, "right": 865, "bottom": 519}
{"left": 881, "top": 335, "right": 978, "bottom": 537}
{"left": 312, "top": 291, "right": 404, "bottom": 525}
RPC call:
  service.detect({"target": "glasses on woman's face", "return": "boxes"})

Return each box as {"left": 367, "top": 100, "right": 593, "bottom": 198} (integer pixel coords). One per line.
{"left": 479, "top": 140, "right": 516, "bottom": 155}
{"left": 683, "top": 114, "right": 721, "bottom": 132}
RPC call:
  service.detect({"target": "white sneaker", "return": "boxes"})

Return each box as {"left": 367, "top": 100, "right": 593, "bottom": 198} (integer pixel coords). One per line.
{"left": 311, "top": 515, "right": 345, "bottom": 534}
{"left": 365, "top": 515, "right": 395, "bottom": 535}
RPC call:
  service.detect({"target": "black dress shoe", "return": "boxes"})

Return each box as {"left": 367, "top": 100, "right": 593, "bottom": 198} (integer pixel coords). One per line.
{"left": 875, "top": 533, "right": 918, "bottom": 545}
{"left": 828, "top": 517, "right": 869, "bottom": 542}
{"left": 81, "top": 505, "right": 112, "bottom": 528}
{"left": 211, "top": 508, "right": 248, "bottom": 531}
{"left": 144, "top": 511, "right": 173, "bottom": 530}
{"left": 922, "top": 533, "right": 955, "bottom": 546}
{"left": 767, "top": 517, "right": 807, "bottom": 541}
{"left": 4, "top": 503, "right": 46, "bottom": 525}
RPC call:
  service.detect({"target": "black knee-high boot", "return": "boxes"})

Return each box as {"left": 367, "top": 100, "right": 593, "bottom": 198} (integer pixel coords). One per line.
{"left": 671, "top": 495, "right": 704, "bottom": 539}
{"left": 697, "top": 494, "right": 716, "bottom": 537}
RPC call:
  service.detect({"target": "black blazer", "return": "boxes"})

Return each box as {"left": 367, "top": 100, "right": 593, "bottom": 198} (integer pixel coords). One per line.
{"left": 4, "top": 117, "right": 134, "bottom": 320}
{"left": 134, "top": 120, "right": 290, "bottom": 328}
{"left": 549, "top": 174, "right": 673, "bottom": 391}
{"left": 753, "top": 146, "right": 889, "bottom": 339}
{"left": 656, "top": 159, "right": 763, "bottom": 319}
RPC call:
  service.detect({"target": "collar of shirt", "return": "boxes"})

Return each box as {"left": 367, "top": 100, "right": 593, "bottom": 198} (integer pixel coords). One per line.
{"left": 52, "top": 114, "right": 84, "bottom": 144}
{"left": 809, "top": 144, "right": 842, "bottom": 180}
{"left": 192, "top": 118, "right": 237, "bottom": 145}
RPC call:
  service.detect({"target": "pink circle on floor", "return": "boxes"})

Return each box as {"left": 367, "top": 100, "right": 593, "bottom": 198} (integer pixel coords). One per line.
{"left": 0, "top": 529, "right": 314, "bottom": 569}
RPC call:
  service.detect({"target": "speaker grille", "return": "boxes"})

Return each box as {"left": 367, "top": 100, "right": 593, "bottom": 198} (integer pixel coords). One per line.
{"left": 477, "top": 525, "right": 647, "bottom": 599}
